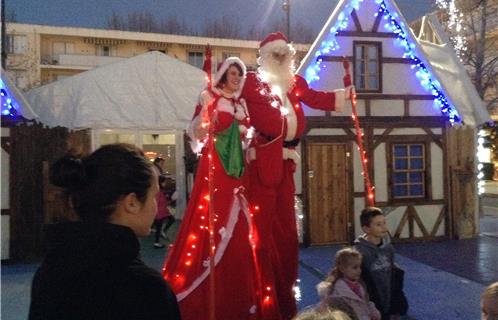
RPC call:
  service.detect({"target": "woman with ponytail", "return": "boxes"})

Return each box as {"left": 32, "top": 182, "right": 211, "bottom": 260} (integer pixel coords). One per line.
{"left": 28, "top": 143, "right": 181, "bottom": 320}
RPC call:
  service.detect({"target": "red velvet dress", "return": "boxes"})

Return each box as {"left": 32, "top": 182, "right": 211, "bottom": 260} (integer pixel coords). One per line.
{"left": 162, "top": 89, "right": 259, "bottom": 320}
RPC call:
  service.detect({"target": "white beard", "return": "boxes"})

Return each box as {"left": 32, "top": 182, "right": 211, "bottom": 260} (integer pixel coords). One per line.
{"left": 258, "top": 51, "right": 295, "bottom": 100}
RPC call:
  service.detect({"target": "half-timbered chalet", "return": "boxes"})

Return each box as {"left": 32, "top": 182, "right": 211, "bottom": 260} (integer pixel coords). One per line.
{"left": 295, "top": 0, "right": 490, "bottom": 245}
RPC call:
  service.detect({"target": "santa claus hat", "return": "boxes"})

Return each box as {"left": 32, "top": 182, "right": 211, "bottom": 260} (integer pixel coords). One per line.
{"left": 259, "top": 32, "right": 289, "bottom": 54}
{"left": 212, "top": 56, "right": 246, "bottom": 97}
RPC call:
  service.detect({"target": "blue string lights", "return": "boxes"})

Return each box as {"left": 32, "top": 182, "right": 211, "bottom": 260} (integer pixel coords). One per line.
{"left": 0, "top": 78, "right": 19, "bottom": 118}
{"left": 304, "top": 0, "right": 462, "bottom": 124}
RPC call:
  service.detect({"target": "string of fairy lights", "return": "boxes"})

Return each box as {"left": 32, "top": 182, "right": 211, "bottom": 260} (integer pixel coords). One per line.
{"left": 1, "top": 79, "right": 19, "bottom": 118}
{"left": 435, "top": 0, "right": 467, "bottom": 59}
{"left": 303, "top": 0, "right": 466, "bottom": 204}
{"left": 305, "top": 0, "right": 462, "bottom": 125}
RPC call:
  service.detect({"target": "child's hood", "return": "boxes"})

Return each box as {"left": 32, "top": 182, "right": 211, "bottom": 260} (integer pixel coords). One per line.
{"left": 353, "top": 233, "right": 392, "bottom": 250}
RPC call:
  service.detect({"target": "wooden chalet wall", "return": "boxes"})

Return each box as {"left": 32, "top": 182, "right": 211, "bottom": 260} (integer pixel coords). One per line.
{"left": 10, "top": 123, "right": 90, "bottom": 261}
{"left": 446, "top": 126, "right": 478, "bottom": 239}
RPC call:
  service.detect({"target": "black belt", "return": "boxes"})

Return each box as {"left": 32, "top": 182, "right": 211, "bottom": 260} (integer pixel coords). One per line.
{"left": 260, "top": 134, "right": 300, "bottom": 148}
{"left": 284, "top": 139, "right": 300, "bottom": 148}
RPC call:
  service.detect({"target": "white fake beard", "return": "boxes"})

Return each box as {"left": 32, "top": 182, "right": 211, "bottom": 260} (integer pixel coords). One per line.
{"left": 259, "top": 52, "right": 295, "bottom": 99}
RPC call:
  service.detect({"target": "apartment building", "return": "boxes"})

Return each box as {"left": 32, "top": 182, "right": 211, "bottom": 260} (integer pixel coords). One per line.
{"left": 5, "top": 22, "right": 310, "bottom": 91}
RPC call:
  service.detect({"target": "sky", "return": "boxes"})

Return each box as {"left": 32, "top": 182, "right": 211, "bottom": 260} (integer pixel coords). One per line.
{"left": 5, "top": 0, "right": 436, "bottom": 39}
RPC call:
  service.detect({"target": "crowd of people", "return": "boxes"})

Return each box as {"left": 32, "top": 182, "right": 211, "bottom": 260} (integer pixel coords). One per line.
{"left": 27, "top": 31, "right": 497, "bottom": 320}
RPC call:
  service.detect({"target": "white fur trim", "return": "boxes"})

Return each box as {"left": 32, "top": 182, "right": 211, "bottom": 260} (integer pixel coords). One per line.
{"left": 283, "top": 148, "right": 300, "bottom": 163}
{"left": 216, "top": 98, "right": 235, "bottom": 114}
{"left": 213, "top": 57, "right": 246, "bottom": 98}
{"left": 259, "top": 39, "right": 288, "bottom": 55}
{"left": 234, "top": 103, "right": 246, "bottom": 120}
{"left": 333, "top": 89, "right": 346, "bottom": 113}
{"left": 283, "top": 99, "right": 297, "bottom": 141}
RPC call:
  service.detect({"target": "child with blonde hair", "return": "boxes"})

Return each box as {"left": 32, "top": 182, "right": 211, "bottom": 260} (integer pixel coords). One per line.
{"left": 317, "top": 247, "right": 380, "bottom": 320}
{"left": 481, "top": 281, "right": 498, "bottom": 320}
{"left": 293, "top": 306, "right": 352, "bottom": 320}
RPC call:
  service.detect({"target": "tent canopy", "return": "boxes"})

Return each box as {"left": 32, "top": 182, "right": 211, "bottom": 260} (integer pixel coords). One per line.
{"left": 416, "top": 15, "right": 490, "bottom": 127}
{"left": 26, "top": 51, "right": 206, "bottom": 130}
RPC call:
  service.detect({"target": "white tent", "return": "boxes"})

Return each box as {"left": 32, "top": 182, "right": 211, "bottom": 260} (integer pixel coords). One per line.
{"left": 26, "top": 51, "right": 206, "bottom": 130}
{"left": 415, "top": 14, "right": 490, "bottom": 127}
{"left": 25, "top": 51, "right": 207, "bottom": 217}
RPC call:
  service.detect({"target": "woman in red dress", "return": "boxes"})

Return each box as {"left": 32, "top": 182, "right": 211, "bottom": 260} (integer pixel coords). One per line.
{"left": 162, "top": 57, "right": 259, "bottom": 319}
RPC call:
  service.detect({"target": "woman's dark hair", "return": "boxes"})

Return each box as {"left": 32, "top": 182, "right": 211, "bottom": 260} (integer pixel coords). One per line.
{"left": 217, "top": 63, "right": 243, "bottom": 87}
{"left": 50, "top": 143, "right": 153, "bottom": 222}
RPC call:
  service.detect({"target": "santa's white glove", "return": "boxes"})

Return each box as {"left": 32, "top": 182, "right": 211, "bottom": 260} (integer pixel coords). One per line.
{"left": 345, "top": 85, "right": 356, "bottom": 100}
{"left": 234, "top": 104, "right": 247, "bottom": 120}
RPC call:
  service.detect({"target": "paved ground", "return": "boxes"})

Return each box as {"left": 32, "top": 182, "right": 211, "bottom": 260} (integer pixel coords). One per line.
{"left": 2, "top": 215, "right": 497, "bottom": 320}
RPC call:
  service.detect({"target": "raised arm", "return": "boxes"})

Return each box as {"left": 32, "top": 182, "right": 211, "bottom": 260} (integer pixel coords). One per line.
{"left": 294, "top": 75, "right": 346, "bottom": 112}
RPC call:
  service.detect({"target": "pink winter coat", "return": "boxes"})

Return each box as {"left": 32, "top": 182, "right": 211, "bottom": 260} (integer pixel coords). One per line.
{"left": 155, "top": 191, "right": 171, "bottom": 220}
{"left": 331, "top": 279, "right": 380, "bottom": 320}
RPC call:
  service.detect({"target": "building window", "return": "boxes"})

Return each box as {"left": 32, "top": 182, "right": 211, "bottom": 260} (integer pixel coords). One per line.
{"left": 353, "top": 41, "right": 381, "bottom": 92}
{"left": 53, "top": 42, "right": 74, "bottom": 57}
{"left": 391, "top": 143, "right": 426, "bottom": 199}
{"left": 188, "top": 51, "right": 204, "bottom": 69}
{"left": 6, "top": 35, "right": 27, "bottom": 54}
{"left": 96, "top": 45, "right": 116, "bottom": 56}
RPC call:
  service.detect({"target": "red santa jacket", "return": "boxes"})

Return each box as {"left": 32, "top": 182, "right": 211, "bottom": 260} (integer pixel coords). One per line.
{"left": 241, "top": 72, "right": 345, "bottom": 143}
{"left": 240, "top": 72, "right": 346, "bottom": 186}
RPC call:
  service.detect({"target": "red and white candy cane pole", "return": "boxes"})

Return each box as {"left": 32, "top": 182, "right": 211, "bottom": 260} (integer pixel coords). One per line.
{"left": 207, "top": 101, "right": 216, "bottom": 320}
{"left": 342, "top": 59, "right": 375, "bottom": 206}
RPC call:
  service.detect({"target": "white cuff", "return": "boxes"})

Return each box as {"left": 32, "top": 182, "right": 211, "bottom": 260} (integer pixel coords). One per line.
{"left": 283, "top": 148, "right": 300, "bottom": 163}
{"left": 333, "top": 89, "right": 346, "bottom": 113}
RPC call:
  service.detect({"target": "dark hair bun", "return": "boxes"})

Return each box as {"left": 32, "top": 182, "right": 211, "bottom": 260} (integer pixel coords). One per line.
{"left": 50, "top": 155, "right": 87, "bottom": 190}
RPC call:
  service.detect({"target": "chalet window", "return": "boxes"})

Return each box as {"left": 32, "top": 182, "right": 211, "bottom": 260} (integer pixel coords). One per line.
{"left": 188, "top": 51, "right": 204, "bottom": 69}
{"left": 353, "top": 41, "right": 381, "bottom": 92}
{"left": 391, "top": 143, "right": 426, "bottom": 199}
{"left": 6, "top": 34, "right": 27, "bottom": 54}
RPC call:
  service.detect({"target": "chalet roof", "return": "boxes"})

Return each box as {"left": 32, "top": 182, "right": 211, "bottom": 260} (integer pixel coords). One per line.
{"left": 1, "top": 69, "right": 38, "bottom": 121}
{"left": 297, "top": 0, "right": 490, "bottom": 127}
{"left": 416, "top": 15, "right": 490, "bottom": 127}
{"left": 26, "top": 51, "right": 206, "bottom": 130}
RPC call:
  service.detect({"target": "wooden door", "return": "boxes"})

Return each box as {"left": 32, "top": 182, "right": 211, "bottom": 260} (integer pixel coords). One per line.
{"left": 306, "top": 142, "right": 351, "bottom": 245}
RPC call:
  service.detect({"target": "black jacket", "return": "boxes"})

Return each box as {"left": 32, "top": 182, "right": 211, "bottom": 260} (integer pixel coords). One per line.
{"left": 353, "top": 234, "right": 395, "bottom": 318}
{"left": 29, "top": 222, "right": 181, "bottom": 320}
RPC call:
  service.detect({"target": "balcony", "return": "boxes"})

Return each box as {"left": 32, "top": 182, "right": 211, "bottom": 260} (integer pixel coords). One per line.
{"left": 40, "top": 54, "right": 126, "bottom": 69}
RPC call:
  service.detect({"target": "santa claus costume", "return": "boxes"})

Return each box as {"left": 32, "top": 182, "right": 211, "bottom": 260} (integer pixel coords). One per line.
{"left": 162, "top": 57, "right": 259, "bottom": 320}
{"left": 240, "top": 32, "right": 351, "bottom": 320}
